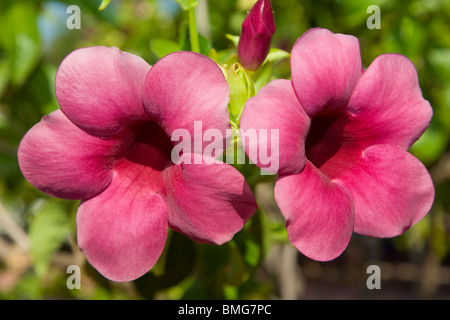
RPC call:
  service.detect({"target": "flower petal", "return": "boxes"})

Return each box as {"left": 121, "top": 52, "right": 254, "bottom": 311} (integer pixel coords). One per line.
{"left": 291, "top": 28, "right": 362, "bottom": 116}
{"left": 161, "top": 153, "right": 257, "bottom": 245}
{"left": 335, "top": 144, "right": 435, "bottom": 237}
{"left": 346, "top": 54, "right": 433, "bottom": 150}
{"left": 274, "top": 161, "right": 354, "bottom": 261}
{"left": 240, "top": 79, "right": 310, "bottom": 175}
{"left": 55, "top": 46, "right": 151, "bottom": 137}
{"left": 143, "top": 51, "right": 230, "bottom": 153}
{"left": 76, "top": 171, "right": 168, "bottom": 282}
{"left": 18, "top": 110, "right": 130, "bottom": 200}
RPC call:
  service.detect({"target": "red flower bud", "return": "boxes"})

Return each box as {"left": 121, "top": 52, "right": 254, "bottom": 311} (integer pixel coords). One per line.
{"left": 237, "top": 0, "right": 275, "bottom": 71}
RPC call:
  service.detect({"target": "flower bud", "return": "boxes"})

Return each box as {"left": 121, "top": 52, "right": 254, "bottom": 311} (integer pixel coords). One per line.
{"left": 237, "top": 0, "right": 275, "bottom": 71}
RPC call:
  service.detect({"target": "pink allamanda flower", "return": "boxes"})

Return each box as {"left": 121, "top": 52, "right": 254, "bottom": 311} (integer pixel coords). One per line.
{"left": 240, "top": 28, "right": 435, "bottom": 261}
{"left": 237, "top": 0, "right": 275, "bottom": 71}
{"left": 18, "top": 47, "right": 257, "bottom": 281}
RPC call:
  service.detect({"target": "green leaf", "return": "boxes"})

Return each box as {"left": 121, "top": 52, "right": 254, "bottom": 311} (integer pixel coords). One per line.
{"left": 223, "top": 285, "right": 239, "bottom": 300}
{"left": 428, "top": 48, "right": 450, "bottom": 80}
{"left": 226, "top": 242, "right": 247, "bottom": 286}
{"left": 409, "top": 125, "right": 448, "bottom": 165}
{"left": 98, "top": 0, "right": 112, "bottom": 11}
{"left": 268, "top": 220, "right": 289, "bottom": 243}
{"left": 29, "top": 201, "right": 71, "bottom": 277}
{"left": 233, "top": 232, "right": 261, "bottom": 268}
{"left": 430, "top": 211, "right": 448, "bottom": 260}
{"left": 266, "top": 48, "right": 291, "bottom": 64}
{"left": 13, "top": 34, "right": 40, "bottom": 86}
{"left": 150, "top": 38, "right": 181, "bottom": 59}
{"left": 0, "top": 2, "right": 41, "bottom": 88}
{"left": 0, "top": 59, "right": 11, "bottom": 99}
{"left": 178, "top": 23, "right": 211, "bottom": 55}
{"left": 175, "top": 0, "right": 199, "bottom": 10}
{"left": 252, "top": 61, "right": 272, "bottom": 93}
{"left": 198, "top": 33, "right": 212, "bottom": 56}
{"left": 225, "top": 34, "right": 240, "bottom": 47}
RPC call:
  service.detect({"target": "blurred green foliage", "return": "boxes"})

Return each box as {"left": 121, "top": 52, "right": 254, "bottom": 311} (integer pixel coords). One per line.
{"left": 0, "top": 0, "right": 449, "bottom": 300}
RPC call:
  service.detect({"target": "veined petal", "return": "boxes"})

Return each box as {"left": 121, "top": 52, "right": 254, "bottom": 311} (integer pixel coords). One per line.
{"left": 346, "top": 54, "right": 433, "bottom": 150}
{"left": 240, "top": 79, "right": 310, "bottom": 175}
{"left": 335, "top": 144, "right": 435, "bottom": 237}
{"left": 18, "top": 110, "right": 130, "bottom": 200}
{"left": 291, "top": 28, "right": 362, "bottom": 116}
{"left": 274, "top": 161, "right": 354, "bottom": 261}
{"left": 143, "top": 51, "right": 230, "bottom": 154}
{"left": 77, "top": 171, "right": 168, "bottom": 282}
{"left": 161, "top": 153, "right": 257, "bottom": 245}
{"left": 56, "top": 46, "right": 151, "bottom": 137}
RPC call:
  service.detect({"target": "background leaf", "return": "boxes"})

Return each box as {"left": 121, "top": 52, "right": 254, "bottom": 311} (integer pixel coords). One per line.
{"left": 28, "top": 200, "right": 71, "bottom": 277}
{"left": 150, "top": 38, "right": 181, "bottom": 58}
{"left": 98, "top": 0, "right": 112, "bottom": 11}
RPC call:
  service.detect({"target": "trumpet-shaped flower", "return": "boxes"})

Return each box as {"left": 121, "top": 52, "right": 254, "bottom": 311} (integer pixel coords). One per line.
{"left": 240, "top": 28, "right": 434, "bottom": 261}
{"left": 18, "top": 47, "right": 257, "bottom": 281}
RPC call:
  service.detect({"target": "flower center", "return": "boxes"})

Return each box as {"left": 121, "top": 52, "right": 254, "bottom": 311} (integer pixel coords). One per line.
{"left": 305, "top": 113, "right": 347, "bottom": 169}
{"left": 126, "top": 121, "right": 173, "bottom": 171}
{"left": 114, "top": 121, "right": 173, "bottom": 191}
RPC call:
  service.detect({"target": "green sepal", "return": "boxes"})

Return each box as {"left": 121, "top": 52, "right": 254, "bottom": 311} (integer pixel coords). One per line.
{"left": 227, "top": 63, "right": 255, "bottom": 124}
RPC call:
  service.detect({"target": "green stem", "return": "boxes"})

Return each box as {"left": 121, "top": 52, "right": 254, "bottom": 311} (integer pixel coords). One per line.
{"left": 188, "top": 6, "right": 200, "bottom": 53}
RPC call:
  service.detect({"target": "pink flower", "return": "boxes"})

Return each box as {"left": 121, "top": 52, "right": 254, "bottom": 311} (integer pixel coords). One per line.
{"left": 237, "top": 0, "right": 275, "bottom": 71}
{"left": 240, "top": 28, "right": 435, "bottom": 261}
{"left": 18, "top": 47, "right": 257, "bottom": 281}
